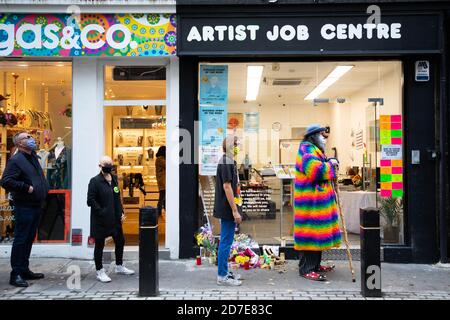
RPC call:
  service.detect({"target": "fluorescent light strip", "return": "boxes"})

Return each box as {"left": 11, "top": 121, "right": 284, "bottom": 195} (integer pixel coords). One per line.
{"left": 246, "top": 65, "right": 264, "bottom": 101}
{"left": 304, "top": 65, "right": 354, "bottom": 100}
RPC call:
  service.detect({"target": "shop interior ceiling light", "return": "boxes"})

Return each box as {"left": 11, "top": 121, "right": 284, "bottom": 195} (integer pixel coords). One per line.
{"left": 246, "top": 65, "right": 264, "bottom": 101}
{"left": 304, "top": 65, "right": 354, "bottom": 100}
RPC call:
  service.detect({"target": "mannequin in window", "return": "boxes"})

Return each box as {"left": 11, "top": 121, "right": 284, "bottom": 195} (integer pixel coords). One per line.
{"left": 54, "top": 137, "right": 65, "bottom": 160}
{"left": 47, "top": 137, "right": 71, "bottom": 189}
{"left": 37, "top": 148, "right": 50, "bottom": 170}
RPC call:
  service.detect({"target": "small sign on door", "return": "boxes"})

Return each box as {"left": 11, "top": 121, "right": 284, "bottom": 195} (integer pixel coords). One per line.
{"left": 415, "top": 61, "right": 430, "bottom": 82}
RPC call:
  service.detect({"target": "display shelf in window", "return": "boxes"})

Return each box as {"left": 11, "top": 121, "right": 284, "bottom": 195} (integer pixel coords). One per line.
{"left": 111, "top": 115, "right": 165, "bottom": 211}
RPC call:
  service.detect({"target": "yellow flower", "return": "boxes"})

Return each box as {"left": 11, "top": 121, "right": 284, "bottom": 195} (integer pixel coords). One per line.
{"left": 196, "top": 234, "right": 203, "bottom": 246}
{"left": 235, "top": 256, "right": 250, "bottom": 264}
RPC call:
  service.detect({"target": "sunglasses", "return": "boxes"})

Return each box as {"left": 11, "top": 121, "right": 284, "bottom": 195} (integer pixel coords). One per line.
{"left": 18, "top": 135, "right": 32, "bottom": 141}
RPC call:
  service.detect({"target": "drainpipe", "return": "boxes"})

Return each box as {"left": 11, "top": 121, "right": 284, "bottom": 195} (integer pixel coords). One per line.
{"left": 439, "top": 11, "right": 449, "bottom": 263}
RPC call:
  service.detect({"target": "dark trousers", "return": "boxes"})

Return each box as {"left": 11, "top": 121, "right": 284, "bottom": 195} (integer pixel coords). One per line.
{"left": 298, "top": 251, "right": 322, "bottom": 275}
{"left": 10, "top": 205, "right": 42, "bottom": 278}
{"left": 157, "top": 190, "right": 165, "bottom": 216}
{"left": 94, "top": 226, "right": 125, "bottom": 271}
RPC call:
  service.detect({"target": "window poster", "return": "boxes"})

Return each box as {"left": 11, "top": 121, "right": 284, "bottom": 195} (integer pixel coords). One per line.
{"left": 227, "top": 113, "right": 244, "bottom": 152}
{"left": 199, "top": 65, "right": 228, "bottom": 106}
{"left": 244, "top": 112, "right": 259, "bottom": 133}
{"left": 380, "top": 115, "right": 403, "bottom": 198}
{"left": 381, "top": 145, "right": 403, "bottom": 160}
{"left": 227, "top": 113, "right": 244, "bottom": 132}
{"left": 199, "top": 105, "right": 227, "bottom": 175}
{"left": 199, "top": 65, "right": 228, "bottom": 176}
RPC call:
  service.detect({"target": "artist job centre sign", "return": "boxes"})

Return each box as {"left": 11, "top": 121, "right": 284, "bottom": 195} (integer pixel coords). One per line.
{"left": 178, "top": 13, "right": 441, "bottom": 55}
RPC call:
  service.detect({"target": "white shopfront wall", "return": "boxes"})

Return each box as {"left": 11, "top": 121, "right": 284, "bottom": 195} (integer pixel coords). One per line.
{"left": 0, "top": 4, "right": 180, "bottom": 260}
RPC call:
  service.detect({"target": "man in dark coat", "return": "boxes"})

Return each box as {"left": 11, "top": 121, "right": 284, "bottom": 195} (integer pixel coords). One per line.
{"left": 1, "top": 132, "right": 49, "bottom": 287}
{"left": 87, "top": 156, "right": 134, "bottom": 283}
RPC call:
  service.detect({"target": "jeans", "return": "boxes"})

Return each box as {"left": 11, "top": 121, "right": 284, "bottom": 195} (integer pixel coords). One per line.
{"left": 217, "top": 219, "right": 236, "bottom": 277}
{"left": 10, "top": 205, "right": 42, "bottom": 278}
{"left": 94, "top": 226, "right": 125, "bottom": 271}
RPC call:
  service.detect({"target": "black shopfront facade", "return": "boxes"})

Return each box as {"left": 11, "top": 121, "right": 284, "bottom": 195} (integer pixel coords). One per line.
{"left": 177, "top": 0, "right": 450, "bottom": 264}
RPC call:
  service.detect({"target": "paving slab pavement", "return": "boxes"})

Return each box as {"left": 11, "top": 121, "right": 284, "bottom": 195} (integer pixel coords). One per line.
{"left": 0, "top": 258, "right": 449, "bottom": 300}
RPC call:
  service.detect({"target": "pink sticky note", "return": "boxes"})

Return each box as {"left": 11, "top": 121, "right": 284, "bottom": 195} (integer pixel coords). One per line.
{"left": 391, "top": 115, "right": 402, "bottom": 122}
{"left": 392, "top": 167, "right": 403, "bottom": 174}
{"left": 392, "top": 182, "right": 403, "bottom": 190}
{"left": 381, "top": 190, "right": 392, "bottom": 198}
{"left": 380, "top": 160, "right": 391, "bottom": 167}
{"left": 391, "top": 123, "right": 402, "bottom": 130}
{"left": 391, "top": 137, "right": 402, "bottom": 145}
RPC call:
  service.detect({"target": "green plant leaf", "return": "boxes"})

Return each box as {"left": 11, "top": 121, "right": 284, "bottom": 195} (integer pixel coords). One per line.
{"left": 379, "top": 196, "right": 403, "bottom": 226}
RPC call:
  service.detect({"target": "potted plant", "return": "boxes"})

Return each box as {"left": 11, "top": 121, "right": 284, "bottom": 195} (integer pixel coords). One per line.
{"left": 379, "top": 197, "right": 403, "bottom": 243}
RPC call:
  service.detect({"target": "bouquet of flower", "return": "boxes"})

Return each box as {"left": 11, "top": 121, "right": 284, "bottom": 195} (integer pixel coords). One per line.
{"left": 195, "top": 224, "right": 217, "bottom": 259}
{"left": 229, "top": 234, "right": 260, "bottom": 269}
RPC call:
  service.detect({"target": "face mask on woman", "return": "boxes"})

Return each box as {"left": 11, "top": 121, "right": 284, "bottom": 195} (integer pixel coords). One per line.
{"left": 317, "top": 134, "right": 327, "bottom": 150}
{"left": 233, "top": 145, "right": 240, "bottom": 157}
{"left": 318, "top": 135, "right": 327, "bottom": 146}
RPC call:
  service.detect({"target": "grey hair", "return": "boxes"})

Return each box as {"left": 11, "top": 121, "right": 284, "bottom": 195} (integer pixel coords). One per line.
{"left": 12, "top": 132, "right": 27, "bottom": 146}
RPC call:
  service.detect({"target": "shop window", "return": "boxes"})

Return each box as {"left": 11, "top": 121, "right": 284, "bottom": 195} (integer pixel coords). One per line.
{"left": 104, "top": 66, "right": 166, "bottom": 101}
{"left": 0, "top": 61, "right": 72, "bottom": 244}
{"left": 198, "top": 61, "right": 404, "bottom": 247}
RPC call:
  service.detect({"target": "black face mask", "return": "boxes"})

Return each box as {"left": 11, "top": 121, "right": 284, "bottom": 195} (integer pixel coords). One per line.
{"left": 101, "top": 166, "right": 113, "bottom": 174}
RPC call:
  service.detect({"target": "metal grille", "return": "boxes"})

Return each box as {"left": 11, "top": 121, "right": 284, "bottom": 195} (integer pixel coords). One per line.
{"left": 322, "top": 248, "right": 385, "bottom": 262}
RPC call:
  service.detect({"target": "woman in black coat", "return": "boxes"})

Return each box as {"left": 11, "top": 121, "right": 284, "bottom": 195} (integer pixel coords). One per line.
{"left": 87, "top": 156, "right": 135, "bottom": 283}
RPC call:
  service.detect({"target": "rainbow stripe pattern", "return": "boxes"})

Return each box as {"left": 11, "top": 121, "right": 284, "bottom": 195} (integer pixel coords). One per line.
{"left": 294, "top": 142, "right": 342, "bottom": 251}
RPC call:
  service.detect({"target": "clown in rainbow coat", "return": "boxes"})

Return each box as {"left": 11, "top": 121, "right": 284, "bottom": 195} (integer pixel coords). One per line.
{"left": 294, "top": 124, "right": 341, "bottom": 281}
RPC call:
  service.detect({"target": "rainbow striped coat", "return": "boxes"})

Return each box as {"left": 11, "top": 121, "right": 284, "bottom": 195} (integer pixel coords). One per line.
{"left": 294, "top": 142, "right": 342, "bottom": 251}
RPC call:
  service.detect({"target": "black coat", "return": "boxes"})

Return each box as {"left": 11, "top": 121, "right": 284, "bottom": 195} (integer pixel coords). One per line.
{"left": 0, "top": 151, "right": 49, "bottom": 207}
{"left": 87, "top": 173, "right": 123, "bottom": 239}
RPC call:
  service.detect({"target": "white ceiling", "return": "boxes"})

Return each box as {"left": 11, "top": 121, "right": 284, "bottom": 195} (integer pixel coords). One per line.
{"left": 0, "top": 61, "right": 72, "bottom": 88}
{"left": 224, "top": 61, "right": 401, "bottom": 104}
{"left": 0, "top": 60, "right": 401, "bottom": 103}
{"left": 0, "top": 62, "right": 166, "bottom": 100}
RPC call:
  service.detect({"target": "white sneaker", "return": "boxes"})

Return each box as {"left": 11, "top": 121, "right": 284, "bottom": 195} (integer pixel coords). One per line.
{"left": 227, "top": 271, "right": 242, "bottom": 280}
{"left": 217, "top": 275, "right": 242, "bottom": 286}
{"left": 115, "top": 265, "right": 135, "bottom": 275}
{"left": 96, "top": 269, "right": 111, "bottom": 283}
